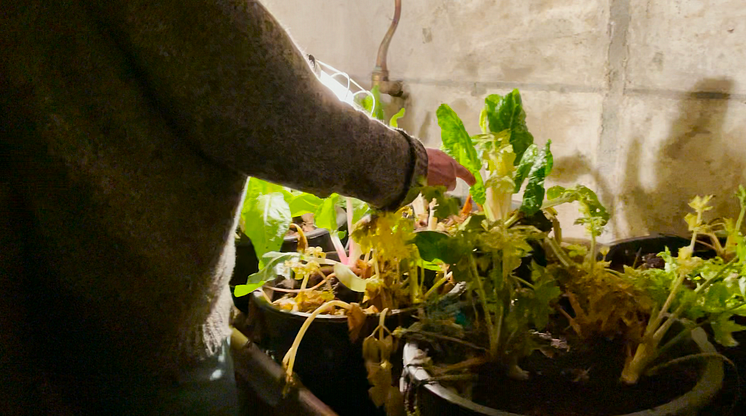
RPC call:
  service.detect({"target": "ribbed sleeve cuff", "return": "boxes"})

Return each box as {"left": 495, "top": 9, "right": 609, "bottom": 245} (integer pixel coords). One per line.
{"left": 381, "top": 129, "right": 428, "bottom": 211}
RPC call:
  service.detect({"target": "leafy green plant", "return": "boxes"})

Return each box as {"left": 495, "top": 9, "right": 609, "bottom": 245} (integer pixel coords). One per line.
{"left": 540, "top": 187, "right": 654, "bottom": 352}
{"left": 619, "top": 187, "right": 746, "bottom": 384}
{"left": 415, "top": 216, "right": 561, "bottom": 378}
{"left": 437, "top": 89, "right": 552, "bottom": 223}
{"left": 233, "top": 177, "right": 366, "bottom": 295}
{"left": 406, "top": 90, "right": 579, "bottom": 378}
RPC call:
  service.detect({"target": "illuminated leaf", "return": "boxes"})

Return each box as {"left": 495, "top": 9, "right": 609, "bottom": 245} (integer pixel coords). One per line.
{"left": 711, "top": 314, "right": 746, "bottom": 347}
{"left": 483, "top": 90, "right": 534, "bottom": 165}
{"left": 389, "top": 107, "right": 406, "bottom": 128}
{"left": 437, "top": 104, "right": 486, "bottom": 205}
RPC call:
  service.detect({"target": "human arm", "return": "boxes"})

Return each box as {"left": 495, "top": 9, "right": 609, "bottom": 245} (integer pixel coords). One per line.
{"left": 86, "top": 0, "right": 429, "bottom": 209}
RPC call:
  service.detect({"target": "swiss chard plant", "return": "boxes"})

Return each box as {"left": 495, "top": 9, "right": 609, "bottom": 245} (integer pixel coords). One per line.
{"left": 522, "top": 185, "right": 746, "bottom": 385}
{"left": 233, "top": 177, "right": 369, "bottom": 297}
{"left": 404, "top": 90, "right": 582, "bottom": 378}
{"left": 618, "top": 187, "right": 746, "bottom": 384}
{"left": 437, "top": 89, "right": 553, "bottom": 223}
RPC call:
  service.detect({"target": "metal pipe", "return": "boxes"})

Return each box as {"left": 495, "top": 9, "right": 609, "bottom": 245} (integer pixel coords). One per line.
{"left": 372, "top": 0, "right": 404, "bottom": 97}
{"left": 374, "top": 0, "right": 401, "bottom": 76}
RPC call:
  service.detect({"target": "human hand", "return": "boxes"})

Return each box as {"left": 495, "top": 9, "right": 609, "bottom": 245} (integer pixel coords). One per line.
{"left": 425, "top": 148, "right": 476, "bottom": 191}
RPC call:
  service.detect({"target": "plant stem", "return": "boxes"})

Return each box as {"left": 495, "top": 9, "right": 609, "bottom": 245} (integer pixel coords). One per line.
{"left": 330, "top": 233, "right": 348, "bottom": 265}
{"left": 470, "top": 255, "right": 497, "bottom": 358}
{"left": 624, "top": 232, "right": 741, "bottom": 384}
{"left": 736, "top": 197, "right": 746, "bottom": 233}
{"left": 504, "top": 211, "right": 520, "bottom": 228}
{"left": 378, "top": 308, "right": 388, "bottom": 341}
{"left": 424, "top": 274, "right": 448, "bottom": 299}
{"left": 657, "top": 300, "right": 746, "bottom": 359}
{"left": 514, "top": 276, "right": 535, "bottom": 289}
{"left": 429, "top": 356, "right": 489, "bottom": 376}
{"left": 647, "top": 269, "right": 687, "bottom": 339}
{"left": 404, "top": 330, "right": 487, "bottom": 352}
{"left": 544, "top": 236, "right": 574, "bottom": 268}
{"left": 693, "top": 259, "right": 738, "bottom": 295}
{"left": 624, "top": 230, "right": 698, "bottom": 384}
{"left": 373, "top": 250, "right": 381, "bottom": 279}
{"left": 298, "top": 273, "right": 310, "bottom": 291}
{"left": 282, "top": 300, "right": 352, "bottom": 384}
{"left": 345, "top": 199, "right": 360, "bottom": 266}
{"left": 588, "top": 232, "right": 597, "bottom": 271}
{"left": 266, "top": 273, "right": 336, "bottom": 294}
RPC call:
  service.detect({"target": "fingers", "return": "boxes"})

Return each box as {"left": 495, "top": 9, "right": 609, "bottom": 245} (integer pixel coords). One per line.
{"left": 453, "top": 162, "right": 476, "bottom": 186}
{"left": 423, "top": 147, "right": 477, "bottom": 190}
{"left": 446, "top": 177, "right": 457, "bottom": 192}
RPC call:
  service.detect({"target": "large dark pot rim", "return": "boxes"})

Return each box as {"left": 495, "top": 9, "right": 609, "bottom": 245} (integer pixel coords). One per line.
{"left": 402, "top": 327, "right": 724, "bottom": 416}
{"left": 251, "top": 288, "right": 417, "bottom": 322}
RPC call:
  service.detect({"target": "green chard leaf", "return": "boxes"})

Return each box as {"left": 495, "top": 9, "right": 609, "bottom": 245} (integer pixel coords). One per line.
{"left": 519, "top": 141, "right": 553, "bottom": 216}
{"left": 420, "top": 186, "right": 462, "bottom": 219}
{"left": 547, "top": 184, "right": 609, "bottom": 236}
{"left": 234, "top": 251, "right": 299, "bottom": 297}
{"left": 711, "top": 314, "right": 746, "bottom": 347}
{"left": 241, "top": 178, "right": 293, "bottom": 267}
{"left": 411, "top": 231, "right": 466, "bottom": 265}
{"left": 288, "top": 192, "right": 324, "bottom": 217}
{"left": 389, "top": 107, "right": 406, "bottom": 128}
{"left": 314, "top": 193, "right": 341, "bottom": 232}
{"left": 437, "top": 104, "right": 486, "bottom": 205}
{"left": 484, "top": 90, "right": 534, "bottom": 165}
{"left": 339, "top": 196, "right": 371, "bottom": 225}
{"left": 513, "top": 144, "right": 538, "bottom": 193}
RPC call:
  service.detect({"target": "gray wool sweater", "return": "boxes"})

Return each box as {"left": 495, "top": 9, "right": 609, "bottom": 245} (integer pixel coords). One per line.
{"left": 0, "top": 0, "right": 426, "bottom": 412}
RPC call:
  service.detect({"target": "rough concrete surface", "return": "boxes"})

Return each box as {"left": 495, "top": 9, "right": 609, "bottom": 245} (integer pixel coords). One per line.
{"left": 262, "top": 0, "right": 746, "bottom": 240}
{"left": 626, "top": 0, "right": 746, "bottom": 96}
{"left": 611, "top": 93, "right": 746, "bottom": 239}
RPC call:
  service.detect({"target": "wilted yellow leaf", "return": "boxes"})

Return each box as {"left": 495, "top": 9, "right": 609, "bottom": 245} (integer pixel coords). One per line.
{"left": 347, "top": 303, "right": 366, "bottom": 342}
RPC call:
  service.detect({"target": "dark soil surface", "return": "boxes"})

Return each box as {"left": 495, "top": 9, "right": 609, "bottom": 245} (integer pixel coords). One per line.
{"left": 438, "top": 337, "right": 703, "bottom": 416}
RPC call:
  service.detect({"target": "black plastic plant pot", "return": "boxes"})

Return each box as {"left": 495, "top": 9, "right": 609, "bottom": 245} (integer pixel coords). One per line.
{"left": 604, "top": 235, "right": 744, "bottom": 414}
{"left": 401, "top": 329, "right": 724, "bottom": 416}
{"left": 230, "top": 227, "right": 337, "bottom": 314}
{"left": 249, "top": 290, "right": 415, "bottom": 416}
{"left": 604, "top": 234, "right": 718, "bottom": 271}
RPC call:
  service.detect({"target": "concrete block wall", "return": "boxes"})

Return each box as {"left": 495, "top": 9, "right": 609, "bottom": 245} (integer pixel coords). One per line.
{"left": 262, "top": 0, "right": 746, "bottom": 241}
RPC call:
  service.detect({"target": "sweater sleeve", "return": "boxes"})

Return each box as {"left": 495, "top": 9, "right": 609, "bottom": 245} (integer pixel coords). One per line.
{"left": 85, "top": 0, "right": 427, "bottom": 210}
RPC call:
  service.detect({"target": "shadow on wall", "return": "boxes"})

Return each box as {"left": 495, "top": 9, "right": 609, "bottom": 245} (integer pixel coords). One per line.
{"left": 551, "top": 78, "right": 746, "bottom": 239}
{"left": 619, "top": 78, "right": 745, "bottom": 237}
